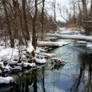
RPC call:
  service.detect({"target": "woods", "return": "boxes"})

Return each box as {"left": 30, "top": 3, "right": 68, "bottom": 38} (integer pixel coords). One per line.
{"left": 65, "top": 0, "right": 92, "bottom": 35}
{"left": 0, "top": 0, "right": 92, "bottom": 92}
{"left": 0, "top": 0, "right": 57, "bottom": 48}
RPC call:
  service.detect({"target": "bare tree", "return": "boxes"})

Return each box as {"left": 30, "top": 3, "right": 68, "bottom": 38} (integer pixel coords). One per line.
{"left": 41, "top": 0, "right": 45, "bottom": 40}
{"left": 81, "top": 0, "right": 87, "bottom": 19}
{"left": 2, "top": 0, "right": 14, "bottom": 47}
{"left": 32, "top": 0, "right": 38, "bottom": 51}
{"left": 22, "top": 0, "right": 30, "bottom": 41}
{"left": 90, "top": 0, "right": 92, "bottom": 16}
{"left": 53, "top": 0, "right": 56, "bottom": 22}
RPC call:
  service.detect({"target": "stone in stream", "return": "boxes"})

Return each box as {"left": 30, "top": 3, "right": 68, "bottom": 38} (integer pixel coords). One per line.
{"left": 50, "top": 58, "right": 65, "bottom": 70}
{"left": 0, "top": 77, "right": 16, "bottom": 86}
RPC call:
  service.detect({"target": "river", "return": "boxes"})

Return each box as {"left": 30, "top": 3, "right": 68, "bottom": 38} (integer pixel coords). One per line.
{"left": 0, "top": 39, "right": 92, "bottom": 92}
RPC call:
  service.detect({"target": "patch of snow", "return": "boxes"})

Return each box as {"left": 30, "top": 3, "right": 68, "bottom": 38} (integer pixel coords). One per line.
{"left": 35, "top": 58, "right": 47, "bottom": 64}
{"left": 49, "top": 34, "right": 92, "bottom": 42}
{"left": 58, "top": 28, "right": 80, "bottom": 35}
{"left": 27, "top": 42, "right": 34, "bottom": 53}
{"left": 75, "top": 41, "right": 87, "bottom": 47}
{"left": 36, "top": 52, "right": 56, "bottom": 58}
{"left": 0, "top": 48, "right": 19, "bottom": 60}
{"left": 0, "top": 77, "right": 14, "bottom": 84}
{"left": 23, "top": 62, "right": 36, "bottom": 68}
{"left": 37, "top": 41, "right": 70, "bottom": 47}
{"left": 13, "top": 66, "right": 22, "bottom": 71}
{"left": 9, "top": 60, "right": 18, "bottom": 65}
{"left": 87, "top": 42, "right": 92, "bottom": 49}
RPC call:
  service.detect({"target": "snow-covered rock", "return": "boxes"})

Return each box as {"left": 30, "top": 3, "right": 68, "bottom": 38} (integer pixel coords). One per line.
{"left": 0, "top": 77, "right": 14, "bottom": 84}
{"left": 23, "top": 62, "right": 36, "bottom": 68}
{"left": 35, "top": 58, "right": 47, "bottom": 64}
{"left": 87, "top": 42, "right": 92, "bottom": 49}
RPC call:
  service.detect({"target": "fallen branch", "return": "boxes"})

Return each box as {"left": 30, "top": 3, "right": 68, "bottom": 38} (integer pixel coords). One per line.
{"left": 48, "top": 34, "right": 92, "bottom": 42}
{"left": 37, "top": 41, "right": 70, "bottom": 47}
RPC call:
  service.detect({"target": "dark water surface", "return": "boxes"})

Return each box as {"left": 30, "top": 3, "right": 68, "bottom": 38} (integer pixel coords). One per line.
{"left": 0, "top": 41, "right": 92, "bottom": 92}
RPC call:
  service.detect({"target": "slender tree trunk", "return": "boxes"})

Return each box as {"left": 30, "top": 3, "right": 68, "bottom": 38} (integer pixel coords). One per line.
{"left": 22, "top": 0, "right": 30, "bottom": 41}
{"left": 77, "top": 0, "right": 82, "bottom": 27}
{"left": 53, "top": 0, "right": 56, "bottom": 22}
{"left": 32, "top": 0, "right": 38, "bottom": 51}
{"left": 81, "top": 0, "right": 87, "bottom": 19}
{"left": 90, "top": 0, "right": 92, "bottom": 16}
{"left": 41, "top": 0, "right": 45, "bottom": 40}
{"left": 2, "top": 0, "right": 14, "bottom": 48}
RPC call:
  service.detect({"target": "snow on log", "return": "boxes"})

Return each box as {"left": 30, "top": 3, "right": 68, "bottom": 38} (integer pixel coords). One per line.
{"left": 35, "top": 52, "right": 56, "bottom": 58}
{"left": 37, "top": 41, "right": 70, "bottom": 47}
{"left": 48, "top": 34, "right": 92, "bottom": 42}
{"left": 22, "top": 62, "right": 36, "bottom": 68}
{"left": 34, "top": 58, "right": 47, "bottom": 64}
{"left": 0, "top": 77, "right": 15, "bottom": 85}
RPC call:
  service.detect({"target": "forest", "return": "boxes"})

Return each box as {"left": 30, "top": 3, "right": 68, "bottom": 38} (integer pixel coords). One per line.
{"left": 0, "top": 0, "right": 92, "bottom": 92}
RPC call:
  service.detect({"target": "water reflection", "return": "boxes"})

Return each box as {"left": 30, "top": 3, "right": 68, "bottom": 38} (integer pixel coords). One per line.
{"left": 70, "top": 52, "right": 92, "bottom": 92}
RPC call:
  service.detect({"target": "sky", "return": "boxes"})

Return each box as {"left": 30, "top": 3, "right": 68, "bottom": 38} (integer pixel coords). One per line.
{"left": 46, "top": 0, "right": 71, "bottom": 22}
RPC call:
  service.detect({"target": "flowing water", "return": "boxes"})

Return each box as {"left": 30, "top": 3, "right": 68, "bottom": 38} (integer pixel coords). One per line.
{"left": 0, "top": 40, "right": 92, "bottom": 92}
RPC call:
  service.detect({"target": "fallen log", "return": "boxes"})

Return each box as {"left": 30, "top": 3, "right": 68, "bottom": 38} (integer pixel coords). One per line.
{"left": 48, "top": 34, "right": 92, "bottom": 42}
{"left": 37, "top": 41, "right": 70, "bottom": 47}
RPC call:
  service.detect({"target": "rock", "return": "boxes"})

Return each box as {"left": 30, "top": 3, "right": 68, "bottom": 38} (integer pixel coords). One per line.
{"left": 22, "top": 62, "right": 36, "bottom": 69}
{"left": 51, "top": 58, "right": 65, "bottom": 65}
{"left": 0, "top": 77, "right": 15, "bottom": 85}
{"left": 34, "top": 58, "right": 47, "bottom": 65}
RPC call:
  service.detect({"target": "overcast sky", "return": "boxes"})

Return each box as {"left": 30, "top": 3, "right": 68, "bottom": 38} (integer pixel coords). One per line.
{"left": 46, "top": 0, "right": 71, "bottom": 22}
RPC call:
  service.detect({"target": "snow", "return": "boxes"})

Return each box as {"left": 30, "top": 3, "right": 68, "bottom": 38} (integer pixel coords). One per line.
{"left": 0, "top": 77, "right": 14, "bottom": 84}
{"left": 35, "top": 58, "right": 47, "bottom": 64}
{"left": 49, "top": 34, "right": 92, "bottom": 42}
{"left": 0, "top": 48, "right": 19, "bottom": 60}
{"left": 87, "top": 42, "right": 92, "bottom": 49}
{"left": 23, "top": 62, "right": 36, "bottom": 68}
{"left": 37, "top": 41, "right": 70, "bottom": 47}
{"left": 75, "top": 41, "right": 87, "bottom": 47}
{"left": 37, "top": 52, "right": 56, "bottom": 58}
{"left": 0, "top": 41, "right": 36, "bottom": 74}
{"left": 58, "top": 28, "right": 80, "bottom": 34}
{"left": 0, "top": 41, "right": 34, "bottom": 61}
{"left": 12, "top": 66, "right": 22, "bottom": 71}
{"left": 27, "top": 42, "right": 34, "bottom": 53}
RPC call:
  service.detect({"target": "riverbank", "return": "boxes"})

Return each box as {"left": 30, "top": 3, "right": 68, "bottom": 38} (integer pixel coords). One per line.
{"left": 0, "top": 27, "right": 92, "bottom": 86}
{"left": 0, "top": 33, "right": 65, "bottom": 85}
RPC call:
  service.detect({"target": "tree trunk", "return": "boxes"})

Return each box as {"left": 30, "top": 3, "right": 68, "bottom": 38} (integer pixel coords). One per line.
{"left": 81, "top": 0, "right": 87, "bottom": 19}
{"left": 53, "top": 0, "right": 56, "bottom": 22}
{"left": 41, "top": 0, "right": 45, "bottom": 40}
{"left": 32, "top": 0, "right": 38, "bottom": 51}
{"left": 2, "top": 0, "right": 14, "bottom": 48}
{"left": 22, "top": 0, "right": 30, "bottom": 41}
{"left": 90, "top": 0, "right": 92, "bottom": 16}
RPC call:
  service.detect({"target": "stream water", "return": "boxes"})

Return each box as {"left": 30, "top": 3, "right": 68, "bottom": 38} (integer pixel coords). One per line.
{"left": 0, "top": 40, "right": 92, "bottom": 92}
